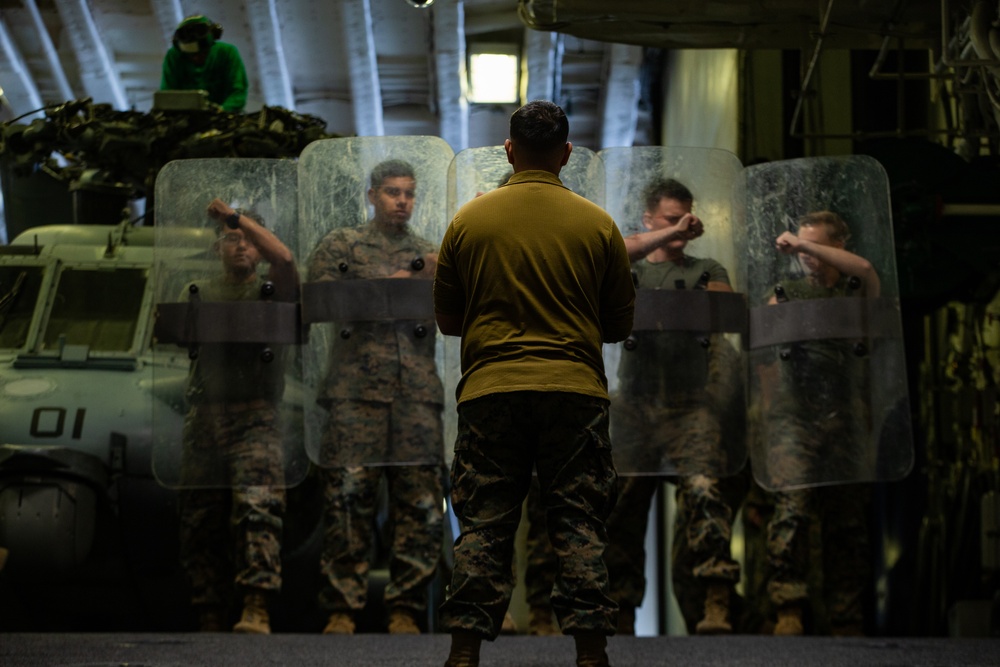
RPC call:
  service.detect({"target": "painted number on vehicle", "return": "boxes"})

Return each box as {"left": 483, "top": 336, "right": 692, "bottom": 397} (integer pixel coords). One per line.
{"left": 30, "top": 407, "right": 86, "bottom": 439}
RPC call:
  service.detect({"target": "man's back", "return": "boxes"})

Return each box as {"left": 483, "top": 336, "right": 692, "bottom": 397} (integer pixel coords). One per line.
{"left": 435, "top": 169, "right": 633, "bottom": 403}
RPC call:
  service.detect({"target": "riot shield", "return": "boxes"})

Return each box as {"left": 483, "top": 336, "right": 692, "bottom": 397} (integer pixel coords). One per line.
{"left": 444, "top": 145, "right": 604, "bottom": 466}
{"left": 298, "top": 136, "right": 453, "bottom": 467}
{"left": 151, "top": 158, "right": 308, "bottom": 489}
{"left": 599, "top": 146, "right": 748, "bottom": 477}
{"left": 744, "top": 155, "right": 914, "bottom": 490}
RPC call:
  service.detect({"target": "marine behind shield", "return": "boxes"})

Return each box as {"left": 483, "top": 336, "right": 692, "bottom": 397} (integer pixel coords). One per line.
{"left": 606, "top": 174, "right": 746, "bottom": 636}
{"left": 176, "top": 199, "right": 297, "bottom": 634}
{"left": 306, "top": 156, "right": 445, "bottom": 636}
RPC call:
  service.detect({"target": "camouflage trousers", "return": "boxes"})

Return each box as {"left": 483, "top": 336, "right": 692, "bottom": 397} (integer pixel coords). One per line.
{"left": 440, "top": 391, "right": 619, "bottom": 640}
{"left": 524, "top": 477, "right": 557, "bottom": 609}
{"left": 767, "top": 484, "right": 870, "bottom": 628}
{"left": 178, "top": 402, "right": 287, "bottom": 608}
{"left": 603, "top": 476, "right": 659, "bottom": 611}
{"left": 319, "top": 399, "right": 444, "bottom": 467}
{"left": 605, "top": 398, "right": 735, "bottom": 612}
{"left": 319, "top": 400, "right": 444, "bottom": 615}
{"left": 671, "top": 471, "right": 748, "bottom": 633}
{"left": 755, "top": 381, "right": 870, "bottom": 490}
{"left": 610, "top": 396, "right": 727, "bottom": 475}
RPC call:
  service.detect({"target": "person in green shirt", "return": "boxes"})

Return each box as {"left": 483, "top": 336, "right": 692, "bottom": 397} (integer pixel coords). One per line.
{"left": 161, "top": 15, "right": 248, "bottom": 113}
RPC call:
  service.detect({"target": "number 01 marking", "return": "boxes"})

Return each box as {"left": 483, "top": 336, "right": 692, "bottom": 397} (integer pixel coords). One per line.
{"left": 30, "top": 407, "right": 86, "bottom": 439}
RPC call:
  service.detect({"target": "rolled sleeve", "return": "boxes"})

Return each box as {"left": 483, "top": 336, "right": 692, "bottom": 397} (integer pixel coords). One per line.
{"left": 599, "top": 224, "right": 635, "bottom": 343}
{"left": 433, "top": 223, "right": 466, "bottom": 316}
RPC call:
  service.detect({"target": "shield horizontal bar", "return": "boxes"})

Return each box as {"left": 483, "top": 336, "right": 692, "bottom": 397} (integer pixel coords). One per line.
{"left": 631, "top": 290, "right": 747, "bottom": 334}
{"left": 155, "top": 301, "right": 302, "bottom": 344}
{"left": 300, "top": 279, "right": 433, "bottom": 323}
{"left": 749, "top": 297, "right": 899, "bottom": 349}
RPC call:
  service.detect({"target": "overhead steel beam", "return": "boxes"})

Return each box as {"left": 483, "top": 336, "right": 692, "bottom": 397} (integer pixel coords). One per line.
{"left": 524, "top": 28, "right": 560, "bottom": 103}
{"left": 597, "top": 43, "right": 642, "bottom": 149}
{"left": 53, "top": 0, "right": 130, "bottom": 109}
{"left": 340, "top": 0, "right": 384, "bottom": 136}
{"left": 22, "top": 0, "right": 74, "bottom": 102}
{"left": 247, "top": 0, "right": 295, "bottom": 109}
{"left": 433, "top": 0, "right": 468, "bottom": 151}
{"left": 0, "top": 17, "right": 44, "bottom": 115}
{"left": 152, "top": 0, "right": 185, "bottom": 46}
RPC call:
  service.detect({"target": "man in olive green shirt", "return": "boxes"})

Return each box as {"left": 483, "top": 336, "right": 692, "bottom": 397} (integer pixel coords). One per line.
{"left": 434, "top": 100, "right": 634, "bottom": 667}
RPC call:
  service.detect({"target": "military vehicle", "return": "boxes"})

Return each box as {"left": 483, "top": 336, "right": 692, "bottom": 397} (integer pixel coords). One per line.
{"left": 0, "top": 221, "right": 325, "bottom": 631}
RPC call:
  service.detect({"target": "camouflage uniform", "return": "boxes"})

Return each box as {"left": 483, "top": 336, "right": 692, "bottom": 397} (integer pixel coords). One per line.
{"left": 606, "top": 256, "right": 742, "bottom": 620}
{"left": 308, "top": 221, "right": 444, "bottom": 621}
{"left": 762, "top": 276, "right": 871, "bottom": 632}
{"left": 524, "top": 477, "right": 557, "bottom": 615}
{"left": 442, "top": 392, "right": 619, "bottom": 639}
{"left": 671, "top": 469, "right": 750, "bottom": 632}
{"left": 178, "top": 275, "right": 287, "bottom": 613}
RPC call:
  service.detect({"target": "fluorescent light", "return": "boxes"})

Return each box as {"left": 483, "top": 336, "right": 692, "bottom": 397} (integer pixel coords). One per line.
{"left": 468, "top": 51, "right": 519, "bottom": 104}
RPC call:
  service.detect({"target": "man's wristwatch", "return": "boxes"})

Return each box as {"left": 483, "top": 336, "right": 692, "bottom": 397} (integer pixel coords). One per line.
{"left": 226, "top": 211, "right": 240, "bottom": 229}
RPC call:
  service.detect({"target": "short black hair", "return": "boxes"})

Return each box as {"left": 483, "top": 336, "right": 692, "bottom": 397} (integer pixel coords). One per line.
{"left": 643, "top": 178, "right": 693, "bottom": 213}
{"left": 509, "top": 100, "right": 569, "bottom": 154}
{"left": 370, "top": 159, "right": 416, "bottom": 190}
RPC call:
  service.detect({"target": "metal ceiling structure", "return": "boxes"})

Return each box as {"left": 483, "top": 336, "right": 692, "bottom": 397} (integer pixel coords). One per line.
{"left": 0, "top": 0, "right": 643, "bottom": 151}
{"left": 4, "top": 0, "right": 993, "bottom": 153}
{"left": 518, "top": 0, "right": 944, "bottom": 50}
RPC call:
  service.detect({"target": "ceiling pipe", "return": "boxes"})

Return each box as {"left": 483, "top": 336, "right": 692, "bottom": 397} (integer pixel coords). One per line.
{"left": 340, "top": 0, "right": 384, "bottom": 136}
{"left": 0, "top": 18, "right": 44, "bottom": 114}
{"left": 53, "top": 0, "right": 129, "bottom": 109}
{"left": 152, "top": 0, "right": 185, "bottom": 46}
{"left": 524, "top": 28, "right": 559, "bottom": 103}
{"left": 597, "top": 43, "right": 642, "bottom": 149}
{"left": 247, "top": 0, "right": 295, "bottom": 109}
{"left": 22, "top": 0, "right": 74, "bottom": 102}
{"left": 433, "top": 1, "right": 469, "bottom": 152}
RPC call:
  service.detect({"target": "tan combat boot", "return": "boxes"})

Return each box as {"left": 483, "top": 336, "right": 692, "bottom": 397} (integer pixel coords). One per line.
{"left": 444, "top": 630, "right": 482, "bottom": 667}
{"left": 323, "top": 612, "right": 356, "bottom": 634}
{"left": 233, "top": 593, "right": 270, "bottom": 634}
{"left": 696, "top": 584, "right": 733, "bottom": 635}
{"left": 388, "top": 608, "right": 421, "bottom": 634}
{"left": 774, "top": 604, "right": 804, "bottom": 635}
{"left": 528, "top": 605, "right": 559, "bottom": 636}
{"left": 574, "top": 633, "right": 610, "bottom": 667}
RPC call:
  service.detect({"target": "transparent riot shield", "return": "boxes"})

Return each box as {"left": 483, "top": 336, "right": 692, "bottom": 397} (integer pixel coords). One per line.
{"left": 298, "top": 136, "right": 453, "bottom": 467}
{"left": 444, "top": 145, "right": 603, "bottom": 466}
{"left": 151, "top": 158, "right": 307, "bottom": 489}
{"left": 599, "top": 146, "right": 748, "bottom": 477}
{"left": 744, "top": 155, "right": 914, "bottom": 490}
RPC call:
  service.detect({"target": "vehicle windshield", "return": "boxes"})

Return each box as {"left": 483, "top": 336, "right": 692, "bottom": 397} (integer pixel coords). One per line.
{"left": 0, "top": 265, "right": 44, "bottom": 349}
{"left": 41, "top": 268, "right": 148, "bottom": 353}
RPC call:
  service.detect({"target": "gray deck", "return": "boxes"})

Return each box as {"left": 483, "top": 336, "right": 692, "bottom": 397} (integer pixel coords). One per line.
{"left": 3, "top": 633, "right": 999, "bottom": 667}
